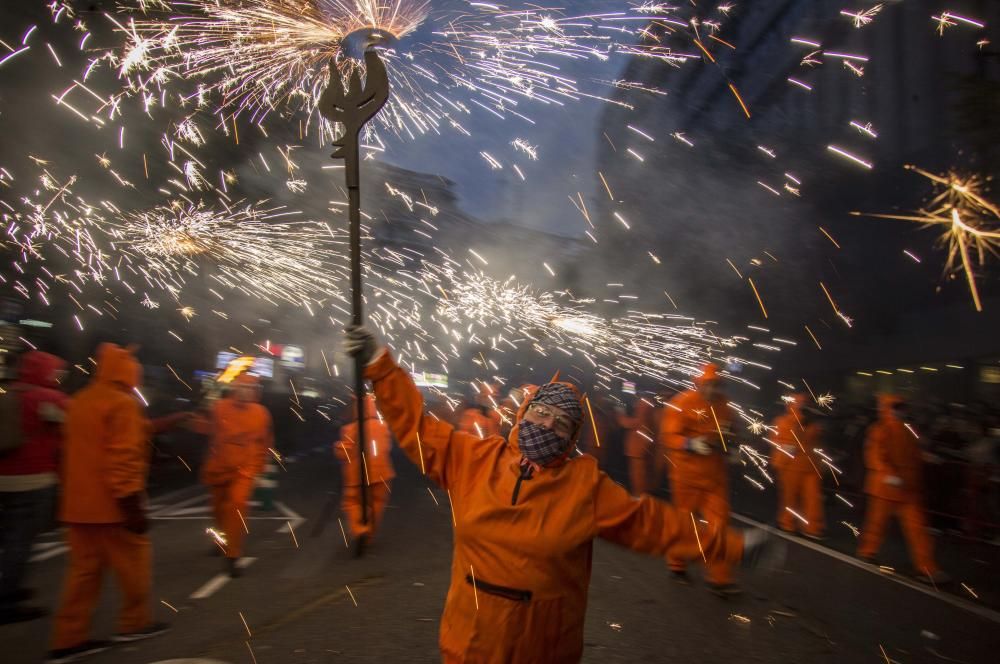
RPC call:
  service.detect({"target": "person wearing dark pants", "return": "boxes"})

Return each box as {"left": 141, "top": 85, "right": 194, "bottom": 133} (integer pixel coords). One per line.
{"left": 0, "top": 350, "right": 67, "bottom": 624}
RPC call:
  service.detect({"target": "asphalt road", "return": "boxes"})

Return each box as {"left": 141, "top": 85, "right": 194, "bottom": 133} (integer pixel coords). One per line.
{"left": 1, "top": 445, "right": 998, "bottom": 664}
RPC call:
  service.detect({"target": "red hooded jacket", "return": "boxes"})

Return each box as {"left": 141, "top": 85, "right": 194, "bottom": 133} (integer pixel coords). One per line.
{"left": 0, "top": 351, "right": 68, "bottom": 477}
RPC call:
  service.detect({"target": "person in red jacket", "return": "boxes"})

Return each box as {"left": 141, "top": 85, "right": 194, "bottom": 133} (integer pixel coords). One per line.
{"left": 49, "top": 344, "right": 170, "bottom": 663}
{"left": 660, "top": 363, "right": 740, "bottom": 594}
{"left": 858, "top": 395, "right": 949, "bottom": 584}
{"left": 0, "top": 351, "right": 67, "bottom": 624}
{"left": 344, "top": 325, "right": 781, "bottom": 663}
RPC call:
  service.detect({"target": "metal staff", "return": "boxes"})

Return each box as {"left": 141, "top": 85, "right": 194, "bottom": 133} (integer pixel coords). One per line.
{"left": 319, "top": 36, "right": 389, "bottom": 551}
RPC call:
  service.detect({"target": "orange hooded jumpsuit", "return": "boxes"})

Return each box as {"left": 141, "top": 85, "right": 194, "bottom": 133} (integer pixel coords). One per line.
{"left": 771, "top": 397, "right": 825, "bottom": 536}
{"left": 659, "top": 365, "right": 736, "bottom": 585}
{"left": 857, "top": 395, "right": 939, "bottom": 573}
{"left": 52, "top": 344, "right": 153, "bottom": 650}
{"left": 617, "top": 398, "right": 656, "bottom": 496}
{"left": 198, "top": 375, "right": 273, "bottom": 560}
{"left": 577, "top": 397, "right": 610, "bottom": 467}
{"left": 334, "top": 396, "right": 395, "bottom": 540}
{"left": 365, "top": 350, "right": 743, "bottom": 663}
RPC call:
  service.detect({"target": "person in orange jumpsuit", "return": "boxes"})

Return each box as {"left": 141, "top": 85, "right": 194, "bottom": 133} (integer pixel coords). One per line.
{"left": 771, "top": 395, "right": 825, "bottom": 539}
{"left": 49, "top": 344, "right": 169, "bottom": 663}
{"left": 197, "top": 373, "right": 273, "bottom": 577}
{"left": 577, "top": 393, "right": 611, "bottom": 467}
{"left": 345, "top": 326, "right": 779, "bottom": 663}
{"left": 457, "top": 384, "right": 502, "bottom": 439}
{"left": 660, "top": 363, "right": 740, "bottom": 594}
{"left": 334, "top": 395, "right": 395, "bottom": 554}
{"left": 617, "top": 395, "right": 656, "bottom": 496}
{"left": 858, "top": 395, "right": 949, "bottom": 584}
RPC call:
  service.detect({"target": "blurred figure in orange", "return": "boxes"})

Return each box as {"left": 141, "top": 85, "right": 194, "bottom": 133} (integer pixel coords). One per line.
{"left": 457, "top": 383, "right": 501, "bottom": 439}
{"left": 661, "top": 364, "right": 740, "bottom": 594}
{"left": 334, "top": 395, "right": 395, "bottom": 555}
{"left": 617, "top": 396, "right": 656, "bottom": 496}
{"left": 578, "top": 394, "right": 611, "bottom": 467}
{"left": 195, "top": 374, "right": 273, "bottom": 577}
{"left": 858, "top": 395, "right": 949, "bottom": 584}
{"left": 49, "top": 344, "right": 169, "bottom": 662}
{"left": 771, "top": 395, "right": 825, "bottom": 539}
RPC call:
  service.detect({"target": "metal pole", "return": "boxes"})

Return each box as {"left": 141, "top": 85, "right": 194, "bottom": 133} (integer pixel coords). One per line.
{"left": 319, "top": 43, "right": 389, "bottom": 551}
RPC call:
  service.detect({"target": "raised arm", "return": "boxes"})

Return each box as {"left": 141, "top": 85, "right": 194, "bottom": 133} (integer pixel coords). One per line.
{"left": 351, "top": 327, "right": 478, "bottom": 490}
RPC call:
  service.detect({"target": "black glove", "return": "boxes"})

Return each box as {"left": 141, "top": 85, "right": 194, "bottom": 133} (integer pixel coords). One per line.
{"left": 117, "top": 493, "right": 149, "bottom": 534}
{"left": 344, "top": 325, "right": 380, "bottom": 366}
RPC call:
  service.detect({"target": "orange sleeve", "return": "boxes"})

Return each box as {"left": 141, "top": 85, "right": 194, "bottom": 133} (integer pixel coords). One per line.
{"left": 251, "top": 407, "right": 273, "bottom": 476}
{"left": 864, "top": 424, "right": 895, "bottom": 474}
{"left": 457, "top": 410, "right": 474, "bottom": 433}
{"left": 334, "top": 422, "right": 357, "bottom": 463}
{"left": 103, "top": 395, "right": 147, "bottom": 498}
{"left": 594, "top": 470, "right": 740, "bottom": 562}
{"left": 770, "top": 416, "right": 789, "bottom": 471}
{"left": 365, "top": 350, "right": 483, "bottom": 491}
{"left": 616, "top": 411, "right": 639, "bottom": 429}
{"left": 662, "top": 397, "right": 688, "bottom": 451}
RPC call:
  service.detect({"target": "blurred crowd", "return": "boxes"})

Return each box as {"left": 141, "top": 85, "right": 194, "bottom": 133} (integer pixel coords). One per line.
{"left": 2, "top": 343, "right": 999, "bottom": 659}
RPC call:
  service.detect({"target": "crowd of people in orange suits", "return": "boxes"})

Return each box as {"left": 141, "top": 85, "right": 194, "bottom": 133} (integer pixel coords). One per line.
{"left": 0, "top": 336, "right": 973, "bottom": 662}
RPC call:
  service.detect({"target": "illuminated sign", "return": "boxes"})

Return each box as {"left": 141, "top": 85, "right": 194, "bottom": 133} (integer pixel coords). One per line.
{"left": 413, "top": 371, "right": 448, "bottom": 388}
{"left": 622, "top": 380, "right": 636, "bottom": 395}
{"left": 215, "top": 352, "right": 274, "bottom": 379}
{"left": 280, "top": 345, "right": 305, "bottom": 369}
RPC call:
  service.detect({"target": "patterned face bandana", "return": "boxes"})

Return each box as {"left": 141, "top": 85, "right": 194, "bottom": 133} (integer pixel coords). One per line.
{"left": 530, "top": 383, "right": 583, "bottom": 425}
{"left": 517, "top": 420, "right": 572, "bottom": 466}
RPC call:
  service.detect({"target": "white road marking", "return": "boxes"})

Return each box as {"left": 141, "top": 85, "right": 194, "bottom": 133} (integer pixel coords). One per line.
{"left": 30, "top": 545, "right": 68, "bottom": 562}
{"left": 189, "top": 557, "right": 257, "bottom": 600}
{"left": 274, "top": 501, "right": 305, "bottom": 533}
{"left": 732, "top": 514, "right": 1000, "bottom": 625}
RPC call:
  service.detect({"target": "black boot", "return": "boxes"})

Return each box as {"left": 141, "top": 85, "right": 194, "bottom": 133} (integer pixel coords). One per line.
{"left": 226, "top": 557, "right": 242, "bottom": 578}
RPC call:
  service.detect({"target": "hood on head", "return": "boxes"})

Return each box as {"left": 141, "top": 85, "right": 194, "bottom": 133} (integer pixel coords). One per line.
{"left": 17, "top": 350, "right": 66, "bottom": 388}
{"left": 694, "top": 363, "right": 720, "bottom": 388}
{"left": 94, "top": 343, "right": 141, "bottom": 390}
{"left": 785, "top": 393, "right": 806, "bottom": 415}
{"left": 877, "top": 394, "right": 904, "bottom": 419}
{"left": 510, "top": 380, "right": 585, "bottom": 455}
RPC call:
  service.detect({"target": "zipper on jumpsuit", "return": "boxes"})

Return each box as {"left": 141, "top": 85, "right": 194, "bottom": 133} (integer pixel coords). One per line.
{"left": 511, "top": 459, "right": 534, "bottom": 505}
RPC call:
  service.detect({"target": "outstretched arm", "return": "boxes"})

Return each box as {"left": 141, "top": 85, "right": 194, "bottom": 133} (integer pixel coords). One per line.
{"left": 594, "top": 471, "right": 742, "bottom": 565}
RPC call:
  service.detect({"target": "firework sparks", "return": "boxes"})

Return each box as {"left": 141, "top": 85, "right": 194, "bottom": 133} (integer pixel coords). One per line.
{"left": 932, "top": 12, "right": 986, "bottom": 36}
{"left": 852, "top": 166, "right": 1000, "bottom": 311}
{"left": 841, "top": 4, "right": 883, "bottom": 29}
{"left": 110, "top": 200, "right": 348, "bottom": 307}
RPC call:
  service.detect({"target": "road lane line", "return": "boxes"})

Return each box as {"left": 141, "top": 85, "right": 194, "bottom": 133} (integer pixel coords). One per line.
{"left": 189, "top": 557, "right": 257, "bottom": 599}
{"left": 731, "top": 514, "right": 1000, "bottom": 625}
{"left": 30, "top": 545, "right": 68, "bottom": 562}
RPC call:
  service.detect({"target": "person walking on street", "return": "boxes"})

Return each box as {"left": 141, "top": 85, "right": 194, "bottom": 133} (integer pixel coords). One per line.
{"left": 0, "top": 351, "right": 67, "bottom": 624}
{"left": 660, "top": 363, "right": 741, "bottom": 595}
{"left": 617, "top": 395, "right": 656, "bottom": 496}
{"left": 334, "top": 395, "right": 395, "bottom": 555}
{"left": 195, "top": 373, "right": 273, "bottom": 577}
{"left": 858, "top": 394, "right": 949, "bottom": 584}
{"left": 48, "top": 344, "right": 169, "bottom": 663}
{"left": 771, "top": 395, "right": 826, "bottom": 539}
